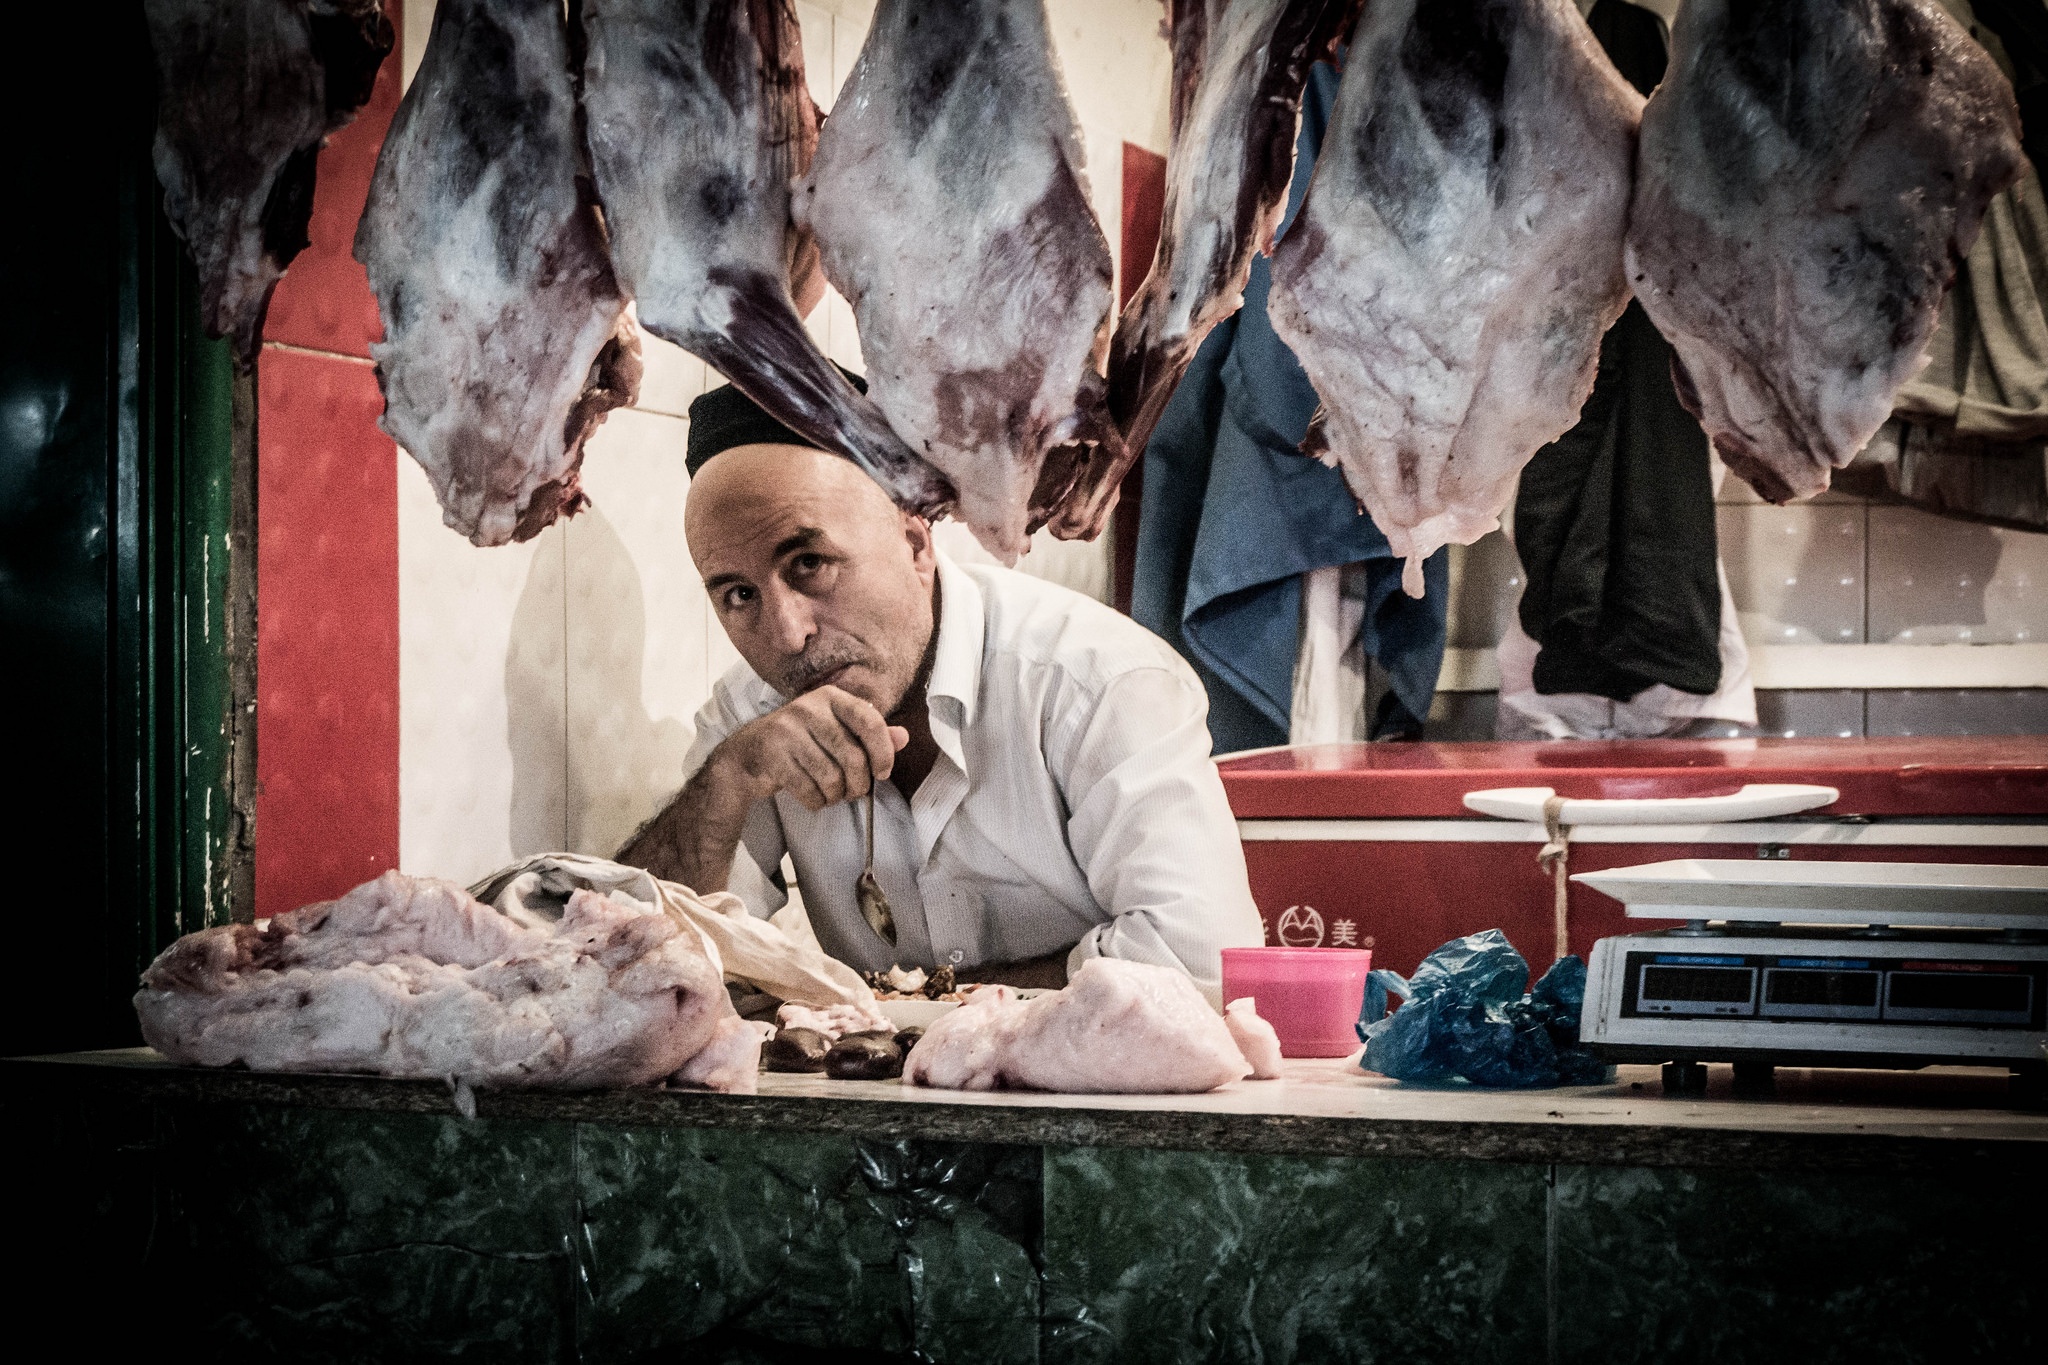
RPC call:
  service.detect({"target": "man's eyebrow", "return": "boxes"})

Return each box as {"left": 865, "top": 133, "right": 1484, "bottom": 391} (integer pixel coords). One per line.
{"left": 700, "top": 527, "right": 825, "bottom": 595}
{"left": 772, "top": 527, "right": 826, "bottom": 559}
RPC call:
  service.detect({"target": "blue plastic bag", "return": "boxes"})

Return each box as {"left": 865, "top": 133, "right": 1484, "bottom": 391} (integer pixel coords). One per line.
{"left": 1357, "top": 930, "right": 1610, "bottom": 1088}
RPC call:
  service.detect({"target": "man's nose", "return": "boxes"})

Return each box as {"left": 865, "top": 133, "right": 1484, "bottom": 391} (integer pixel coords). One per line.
{"left": 761, "top": 584, "right": 817, "bottom": 656}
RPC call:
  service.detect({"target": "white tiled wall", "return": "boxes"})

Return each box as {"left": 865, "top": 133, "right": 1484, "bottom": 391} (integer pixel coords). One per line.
{"left": 1866, "top": 508, "right": 2048, "bottom": 645}
{"left": 1716, "top": 502, "right": 1866, "bottom": 646}
{"left": 396, "top": 0, "right": 1169, "bottom": 883}
{"left": 397, "top": 457, "right": 563, "bottom": 878}
{"left": 1434, "top": 463, "right": 2048, "bottom": 741}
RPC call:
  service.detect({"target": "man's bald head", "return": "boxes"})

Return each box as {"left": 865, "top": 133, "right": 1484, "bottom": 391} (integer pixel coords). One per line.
{"left": 686, "top": 443, "right": 937, "bottom": 713}
{"left": 685, "top": 444, "right": 900, "bottom": 553}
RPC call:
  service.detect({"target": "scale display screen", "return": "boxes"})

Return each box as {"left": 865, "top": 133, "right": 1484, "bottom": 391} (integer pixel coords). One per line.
{"left": 1621, "top": 952, "right": 2044, "bottom": 1027}
{"left": 1887, "top": 970, "right": 2035, "bottom": 1025}
{"left": 1762, "top": 967, "right": 1881, "bottom": 1019}
{"left": 1635, "top": 962, "right": 1755, "bottom": 1016}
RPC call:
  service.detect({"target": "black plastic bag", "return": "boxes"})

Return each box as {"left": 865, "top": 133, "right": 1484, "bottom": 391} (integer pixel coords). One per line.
{"left": 1357, "top": 930, "right": 1611, "bottom": 1087}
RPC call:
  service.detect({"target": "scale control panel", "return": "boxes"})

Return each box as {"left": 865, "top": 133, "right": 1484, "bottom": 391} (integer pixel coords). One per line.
{"left": 1620, "top": 951, "right": 2047, "bottom": 1029}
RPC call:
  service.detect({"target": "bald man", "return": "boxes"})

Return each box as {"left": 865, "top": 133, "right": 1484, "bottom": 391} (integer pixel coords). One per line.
{"left": 619, "top": 382, "right": 1264, "bottom": 1000}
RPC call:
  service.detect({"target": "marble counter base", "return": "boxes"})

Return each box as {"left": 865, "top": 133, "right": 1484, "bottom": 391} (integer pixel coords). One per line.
{"left": 7, "top": 1057, "right": 2041, "bottom": 1363}
{"left": 9, "top": 1048, "right": 2043, "bottom": 1172}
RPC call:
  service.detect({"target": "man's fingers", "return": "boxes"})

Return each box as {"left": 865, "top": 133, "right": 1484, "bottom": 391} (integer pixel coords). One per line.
{"left": 790, "top": 700, "right": 877, "bottom": 800}
{"left": 825, "top": 690, "right": 897, "bottom": 782}
{"left": 776, "top": 733, "right": 842, "bottom": 811}
{"left": 805, "top": 718, "right": 873, "bottom": 800}
{"left": 744, "top": 687, "right": 897, "bottom": 808}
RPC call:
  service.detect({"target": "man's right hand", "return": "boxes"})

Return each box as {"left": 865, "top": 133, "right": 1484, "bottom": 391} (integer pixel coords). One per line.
{"left": 617, "top": 686, "right": 908, "bottom": 893}
{"left": 710, "top": 686, "right": 910, "bottom": 812}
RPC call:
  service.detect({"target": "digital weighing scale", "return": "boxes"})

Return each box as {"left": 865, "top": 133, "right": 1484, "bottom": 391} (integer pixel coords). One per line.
{"left": 1574, "top": 860, "right": 2048, "bottom": 1099}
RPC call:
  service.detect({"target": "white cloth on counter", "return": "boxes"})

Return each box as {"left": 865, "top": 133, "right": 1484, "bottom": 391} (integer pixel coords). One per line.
{"left": 679, "top": 552, "right": 1266, "bottom": 1005}
{"left": 470, "top": 852, "right": 874, "bottom": 1009}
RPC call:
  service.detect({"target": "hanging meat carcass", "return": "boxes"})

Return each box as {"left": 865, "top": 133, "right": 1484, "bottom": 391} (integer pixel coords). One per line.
{"left": 355, "top": 0, "right": 640, "bottom": 547}
{"left": 1053, "top": 0, "right": 1354, "bottom": 542}
{"left": 792, "top": 0, "right": 1117, "bottom": 561}
{"left": 580, "top": 0, "right": 954, "bottom": 518}
{"left": 1267, "top": 0, "right": 1643, "bottom": 597}
{"left": 143, "top": 0, "right": 393, "bottom": 365}
{"left": 1625, "top": 0, "right": 2025, "bottom": 502}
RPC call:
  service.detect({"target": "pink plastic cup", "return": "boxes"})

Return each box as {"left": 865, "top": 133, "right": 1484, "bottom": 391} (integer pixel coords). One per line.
{"left": 1221, "top": 947, "right": 1373, "bottom": 1058}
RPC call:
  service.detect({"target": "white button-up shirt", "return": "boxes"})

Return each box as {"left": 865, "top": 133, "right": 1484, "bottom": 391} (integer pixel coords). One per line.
{"left": 678, "top": 552, "right": 1266, "bottom": 1002}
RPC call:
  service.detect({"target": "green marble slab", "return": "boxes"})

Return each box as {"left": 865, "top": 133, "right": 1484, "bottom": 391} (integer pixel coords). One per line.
{"left": 1041, "top": 1147, "right": 1548, "bottom": 1365}
{"left": 164, "top": 1103, "right": 578, "bottom": 1362}
{"left": 3, "top": 1087, "right": 164, "bottom": 1354}
{"left": 11, "top": 1056, "right": 2042, "bottom": 1363}
{"left": 575, "top": 1130, "right": 1040, "bottom": 1364}
{"left": 1553, "top": 1164, "right": 2048, "bottom": 1364}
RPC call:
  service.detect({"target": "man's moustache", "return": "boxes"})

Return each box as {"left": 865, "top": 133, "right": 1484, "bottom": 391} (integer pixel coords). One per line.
{"left": 784, "top": 650, "right": 869, "bottom": 694}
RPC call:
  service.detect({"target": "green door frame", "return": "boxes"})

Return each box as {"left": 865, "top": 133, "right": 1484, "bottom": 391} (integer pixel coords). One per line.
{"left": 1, "top": 4, "right": 246, "bottom": 1054}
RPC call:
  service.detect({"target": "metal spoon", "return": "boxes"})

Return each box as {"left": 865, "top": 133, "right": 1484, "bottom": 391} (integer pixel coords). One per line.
{"left": 855, "top": 785, "right": 897, "bottom": 946}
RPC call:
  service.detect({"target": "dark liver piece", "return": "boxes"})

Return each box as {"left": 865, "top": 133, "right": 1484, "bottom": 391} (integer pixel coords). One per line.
{"left": 760, "top": 1027, "right": 829, "bottom": 1073}
{"left": 824, "top": 1036, "right": 904, "bottom": 1081}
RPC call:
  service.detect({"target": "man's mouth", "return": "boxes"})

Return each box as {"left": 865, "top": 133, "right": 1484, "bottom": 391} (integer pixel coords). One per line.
{"left": 787, "top": 654, "right": 867, "bottom": 696}
{"left": 809, "top": 665, "right": 855, "bottom": 690}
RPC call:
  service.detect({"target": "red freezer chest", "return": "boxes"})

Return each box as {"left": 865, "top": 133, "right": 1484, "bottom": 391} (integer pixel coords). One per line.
{"left": 1217, "top": 738, "right": 2048, "bottom": 977}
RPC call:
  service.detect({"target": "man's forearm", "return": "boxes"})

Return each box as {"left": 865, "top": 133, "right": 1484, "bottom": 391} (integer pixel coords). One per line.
{"left": 616, "top": 757, "right": 760, "bottom": 892}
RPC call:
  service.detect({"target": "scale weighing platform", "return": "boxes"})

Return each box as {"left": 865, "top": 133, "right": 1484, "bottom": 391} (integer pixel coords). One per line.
{"left": 1574, "top": 860, "right": 2048, "bottom": 1099}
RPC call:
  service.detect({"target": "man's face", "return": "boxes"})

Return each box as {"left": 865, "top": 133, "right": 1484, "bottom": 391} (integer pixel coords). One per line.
{"left": 686, "top": 444, "right": 937, "bottom": 715}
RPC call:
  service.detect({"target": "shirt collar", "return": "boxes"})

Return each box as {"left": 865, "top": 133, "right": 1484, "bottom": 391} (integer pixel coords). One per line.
{"left": 926, "top": 550, "right": 984, "bottom": 736}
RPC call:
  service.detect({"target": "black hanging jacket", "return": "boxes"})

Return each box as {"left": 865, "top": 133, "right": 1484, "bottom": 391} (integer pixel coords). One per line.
{"left": 1513, "top": 0, "right": 1723, "bottom": 702}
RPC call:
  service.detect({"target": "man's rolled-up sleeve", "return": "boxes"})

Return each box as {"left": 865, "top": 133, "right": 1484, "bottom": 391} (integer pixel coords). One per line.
{"left": 1056, "top": 665, "right": 1267, "bottom": 1005}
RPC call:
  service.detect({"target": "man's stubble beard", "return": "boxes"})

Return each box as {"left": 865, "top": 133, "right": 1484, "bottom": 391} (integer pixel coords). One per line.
{"left": 779, "top": 578, "right": 940, "bottom": 719}
{"left": 779, "top": 642, "right": 871, "bottom": 699}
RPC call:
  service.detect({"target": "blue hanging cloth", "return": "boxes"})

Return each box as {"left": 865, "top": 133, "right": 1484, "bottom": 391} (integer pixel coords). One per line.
{"left": 1130, "top": 62, "right": 1448, "bottom": 753}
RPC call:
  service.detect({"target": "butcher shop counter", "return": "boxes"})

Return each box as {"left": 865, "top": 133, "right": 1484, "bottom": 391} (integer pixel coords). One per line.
{"left": 6, "top": 1049, "right": 2043, "bottom": 1364}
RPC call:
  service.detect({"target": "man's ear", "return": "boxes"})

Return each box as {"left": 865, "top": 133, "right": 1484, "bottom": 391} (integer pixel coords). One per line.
{"left": 903, "top": 513, "right": 937, "bottom": 576}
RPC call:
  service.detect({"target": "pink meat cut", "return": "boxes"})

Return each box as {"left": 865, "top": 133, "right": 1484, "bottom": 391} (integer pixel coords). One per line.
{"left": 135, "top": 871, "right": 757, "bottom": 1091}
{"left": 579, "top": 0, "right": 953, "bottom": 518}
{"left": 1626, "top": 0, "right": 2025, "bottom": 502}
{"left": 1224, "top": 996, "right": 1284, "bottom": 1079}
{"left": 1268, "top": 0, "right": 1641, "bottom": 597}
{"left": 794, "top": 0, "right": 1118, "bottom": 560}
{"left": 1062, "top": 0, "right": 1352, "bottom": 541}
{"left": 904, "top": 960, "right": 1255, "bottom": 1093}
{"left": 355, "top": 0, "right": 640, "bottom": 547}
{"left": 776, "top": 1000, "right": 891, "bottom": 1041}
{"left": 143, "top": 0, "right": 393, "bottom": 365}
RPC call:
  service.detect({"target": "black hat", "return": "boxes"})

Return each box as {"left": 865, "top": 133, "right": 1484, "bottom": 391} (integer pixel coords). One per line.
{"left": 684, "top": 366, "right": 868, "bottom": 479}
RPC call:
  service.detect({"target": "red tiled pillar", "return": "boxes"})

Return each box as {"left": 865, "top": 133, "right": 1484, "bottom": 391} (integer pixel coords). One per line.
{"left": 253, "top": 4, "right": 403, "bottom": 915}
